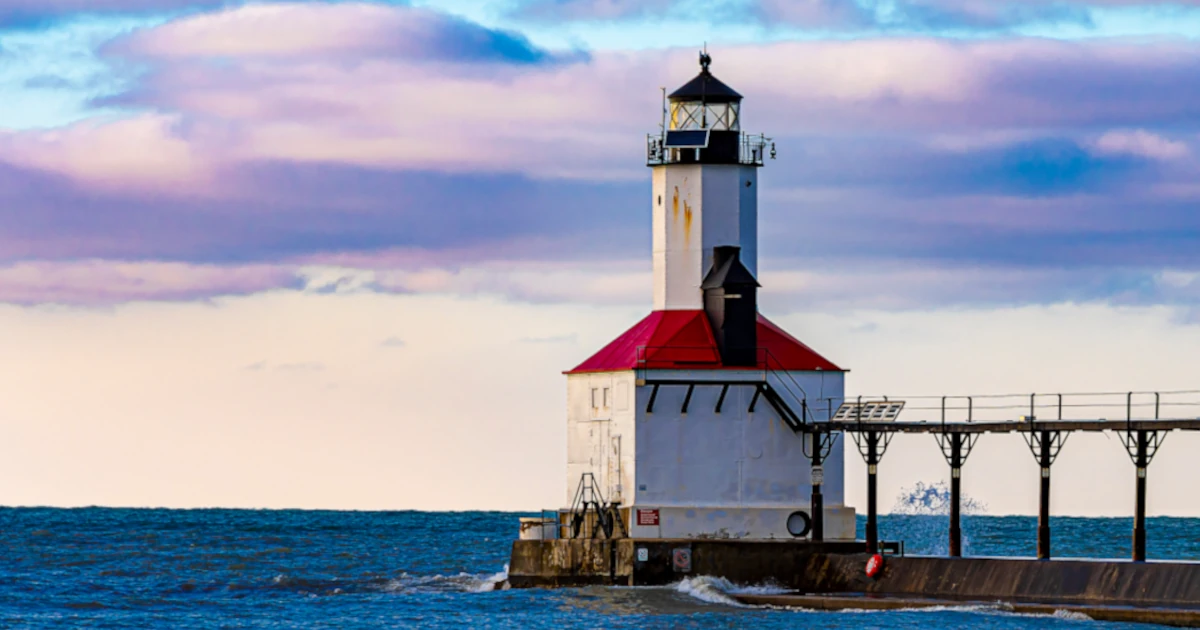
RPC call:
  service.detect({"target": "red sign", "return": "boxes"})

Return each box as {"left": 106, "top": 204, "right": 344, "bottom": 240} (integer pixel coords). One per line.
{"left": 636, "top": 509, "right": 660, "bottom": 526}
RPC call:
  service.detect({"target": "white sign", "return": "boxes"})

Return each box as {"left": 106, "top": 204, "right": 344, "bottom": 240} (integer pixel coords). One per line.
{"left": 637, "top": 548, "right": 649, "bottom": 562}
{"left": 812, "top": 466, "right": 825, "bottom": 485}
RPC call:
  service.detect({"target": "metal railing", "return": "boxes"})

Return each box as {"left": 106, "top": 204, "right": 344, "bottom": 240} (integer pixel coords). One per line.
{"left": 832, "top": 390, "right": 1200, "bottom": 427}
{"left": 645, "top": 132, "right": 773, "bottom": 166}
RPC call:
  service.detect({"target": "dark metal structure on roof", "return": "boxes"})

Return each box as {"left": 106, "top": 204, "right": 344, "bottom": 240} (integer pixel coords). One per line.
{"left": 702, "top": 246, "right": 760, "bottom": 367}
{"left": 667, "top": 57, "right": 743, "bottom": 103}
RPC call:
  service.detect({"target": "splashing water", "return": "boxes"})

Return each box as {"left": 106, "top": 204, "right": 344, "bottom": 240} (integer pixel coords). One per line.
{"left": 673, "top": 576, "right": 791, "bottom": 607}
{"left": 674, "top": 576, "right": 744, "bottom": 606}
{"left": 892, "top": 481, "right": 987, "bottom": 515}
{"left": 885, "top": 481, "right": 988, "bottom": 555}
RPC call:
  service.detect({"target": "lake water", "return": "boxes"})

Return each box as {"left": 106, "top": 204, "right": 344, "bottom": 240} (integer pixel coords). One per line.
{"left": 0, "top": 506, "right": 1193, "bottom": 629}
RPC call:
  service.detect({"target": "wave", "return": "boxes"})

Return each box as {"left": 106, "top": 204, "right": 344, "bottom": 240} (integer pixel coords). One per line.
{"left": 257, "top": 566, "right": 509, "bottom": 596}
{"left": 673, "top": 576, "right": 790, "bottom": 607}
{"left": 379, "top": 565, "right": 509, "bottom": 594}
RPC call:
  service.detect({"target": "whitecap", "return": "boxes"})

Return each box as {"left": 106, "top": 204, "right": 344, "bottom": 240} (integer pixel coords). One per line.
{"left": 674, "top": 576, "right": 745, "bottom": 606}
{"left": 379, "top": 566, "right": 510, "bottom": 594}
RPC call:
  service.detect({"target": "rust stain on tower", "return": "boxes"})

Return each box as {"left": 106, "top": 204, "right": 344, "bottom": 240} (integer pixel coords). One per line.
{"left": 683, "top": 199, "right": 693, "bottom": 241}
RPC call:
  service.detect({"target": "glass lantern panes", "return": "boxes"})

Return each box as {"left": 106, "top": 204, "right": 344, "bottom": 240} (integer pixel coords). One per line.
{"left": 670, "top": 101, "right": 739, "bottom": 131}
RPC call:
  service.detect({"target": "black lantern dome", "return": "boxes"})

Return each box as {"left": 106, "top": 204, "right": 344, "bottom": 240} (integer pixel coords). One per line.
{"left": 668, "top": 53, "right": 743, "bottom": 104}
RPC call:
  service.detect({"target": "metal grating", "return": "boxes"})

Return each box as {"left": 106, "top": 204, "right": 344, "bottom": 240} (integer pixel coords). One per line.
{"left": 834, "top": 401, "right": 905, "bottom": 422}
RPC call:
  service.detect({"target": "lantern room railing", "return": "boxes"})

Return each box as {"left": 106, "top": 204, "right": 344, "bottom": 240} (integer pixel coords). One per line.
{"left": 646, "top": 132, "right": 773, "bottom": 167}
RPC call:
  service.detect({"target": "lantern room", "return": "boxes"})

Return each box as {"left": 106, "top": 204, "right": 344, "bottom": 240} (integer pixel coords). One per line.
{"left": 648, "top": 53, "right": 773, "bottom": 168}
{"left": 668, "top": 52, "right": 742, "bottom": 132}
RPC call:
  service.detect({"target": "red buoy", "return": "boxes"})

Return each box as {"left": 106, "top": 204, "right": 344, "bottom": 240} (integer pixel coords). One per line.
{"left": 865, "top": 553, "right": 884, "bottom": 578}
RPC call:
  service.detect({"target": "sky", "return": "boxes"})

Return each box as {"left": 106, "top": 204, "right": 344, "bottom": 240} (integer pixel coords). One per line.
{"left": 2, "top": 0, "right": 1200, "bottom": 516}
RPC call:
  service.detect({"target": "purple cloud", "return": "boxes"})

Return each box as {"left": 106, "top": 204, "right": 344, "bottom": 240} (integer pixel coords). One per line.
{"left": 0, "top": 260, "right": 299, "bottom": 306}
{"left": 105, "top": 3, "right": 558, "bottom": 64}
{"left": 514, "top": 0, "right": 674, "bottom": 21}
{"left": 3, "top": 4, "right": 1200, "bottom": 309}
{"left": 512, "top": 0, "right": 1200, "bottom": 30}
{"left": 865, "top": 0, "right": 1200, "bottom": 29}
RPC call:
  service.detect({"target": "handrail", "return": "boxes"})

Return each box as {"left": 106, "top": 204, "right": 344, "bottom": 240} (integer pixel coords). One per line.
{"left": 645, "top": 131, "right": 772, "bottom": 166}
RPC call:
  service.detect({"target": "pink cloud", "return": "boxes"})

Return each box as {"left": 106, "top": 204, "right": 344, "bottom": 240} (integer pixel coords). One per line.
{"left": 0, "top": 114, "right": 212, "bottom": 191}
{"left": 14, "top": 28, "right": 1196, "bottom": 191}
{"left": 2, "top": 2, "right": 1198, "bottom": 191}
{"left": 108, "top": 2, "right": 552, "bottom": 62}
{"left": 0, "top": 261, "right": 298, "bottom": 306}
{"left": 2, "top": 3, "right": 1200, "bottom": 309}
{"left": 1090, "top": 129, "right": 1190, "bottom": 161}
{"left": 754, "top": 0, "right": 874, "bottom": 27}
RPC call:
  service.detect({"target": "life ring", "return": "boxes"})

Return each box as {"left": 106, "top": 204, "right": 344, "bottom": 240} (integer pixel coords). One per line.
{"left": 786, "top": 511, "right": 812, "bottom": 538}
{"left": 865, "top": 553, "right": 884, "bottom": 578}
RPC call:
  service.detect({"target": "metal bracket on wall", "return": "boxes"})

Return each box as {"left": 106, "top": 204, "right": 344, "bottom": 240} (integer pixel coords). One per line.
{"left": 803, "top": 427, "right": 840, "bottom": 462}
{"left": 646, "top": 383, "right": 660, "bottom": 414}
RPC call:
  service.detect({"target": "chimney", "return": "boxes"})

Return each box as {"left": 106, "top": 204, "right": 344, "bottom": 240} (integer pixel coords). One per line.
{"left": 701, "top": 246, "right": 760, "bottom": 366}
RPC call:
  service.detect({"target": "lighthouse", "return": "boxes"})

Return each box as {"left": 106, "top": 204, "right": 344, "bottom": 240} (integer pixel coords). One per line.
{"left": 561, "top": 53, "right": 855, "bottom": 541}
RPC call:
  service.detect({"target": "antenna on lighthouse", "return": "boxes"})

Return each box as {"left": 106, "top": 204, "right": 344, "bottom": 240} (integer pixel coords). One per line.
{"left": 660, "top": 86, "right": 667, "bottom": 134}
{"left": 699, "top": 45, "right": 710, "bottom": 128}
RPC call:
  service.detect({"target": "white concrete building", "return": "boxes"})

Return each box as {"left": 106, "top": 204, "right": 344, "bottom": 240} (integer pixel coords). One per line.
{"left": 564, "top": 55, "right": 855, "bottom": 540}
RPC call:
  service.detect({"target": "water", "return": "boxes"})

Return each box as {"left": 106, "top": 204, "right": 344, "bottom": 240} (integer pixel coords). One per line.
{"left": 0, "top": 507, "right": 1194, "bottom": 629}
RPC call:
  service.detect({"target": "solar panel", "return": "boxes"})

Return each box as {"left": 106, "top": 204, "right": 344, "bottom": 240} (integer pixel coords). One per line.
{"left": 833, "top": 401, "right": 905, "bottom": 422}
{"left": 664, "top": 130, "right": 710, "bottom": 148}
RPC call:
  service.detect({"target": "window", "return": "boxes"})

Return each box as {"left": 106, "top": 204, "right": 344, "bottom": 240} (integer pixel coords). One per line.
{"left": 591, "top": 388, "right": 600, "bottom": 409}
{"left": 603, "top": 387, "right": 611, "bottom": 409}
{"left": 669, "top": 101, "right": 740, "bottom": 131}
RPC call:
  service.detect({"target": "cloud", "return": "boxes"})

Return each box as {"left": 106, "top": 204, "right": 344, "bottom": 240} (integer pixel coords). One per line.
{"left": 859, "top": 0, "right": 1092, "bottom": 29}
{"left": 7, "top": 35, "right": 1197, "bottom": 192}
{"left": 289, "top": 258, "right": 1200, "bottom": 314}
{"left": 1090, "top": 129, "right": 1190, "bottom": 161}
{"left": 108, "top": 3, "right": 557, "bottom": 64}
{"left": 3, "top": 5, "right": 1200, "bottom": 308}
{"left": 752, "top": 0, "right": 1200, "bottom": 30}
{"left": 753, "top": 0, "right": 877, "bottom": 27}
{"left": 0, "top": 0, "right": 228, "bottom": 26}
{"left": 515, "top": 0, "right": 674, "bottom": 20}
{"left": 0, "top": 114, "right": 209, "bottom": 190}
{"left": 0, "top": 260, "right": 298, "bottom": 306}
{"left": 511, "top": 0, "right": 1200, "bottom": 31}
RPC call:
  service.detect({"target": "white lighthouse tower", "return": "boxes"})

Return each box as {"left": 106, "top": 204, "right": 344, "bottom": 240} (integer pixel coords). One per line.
{"left": 563, "top": 53, "right": 854, "bottom": 541}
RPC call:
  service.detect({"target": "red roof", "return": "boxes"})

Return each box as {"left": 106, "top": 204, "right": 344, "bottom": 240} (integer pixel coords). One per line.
{"left": 567, "top": 310, "right": 843, "bottom": 374}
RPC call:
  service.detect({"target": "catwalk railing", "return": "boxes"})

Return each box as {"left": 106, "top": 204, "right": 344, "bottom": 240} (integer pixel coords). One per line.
{"left": 803, "top": 390, "right": 1200, "bottom": 561}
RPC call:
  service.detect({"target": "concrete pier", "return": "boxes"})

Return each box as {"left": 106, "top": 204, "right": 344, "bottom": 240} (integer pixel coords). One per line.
{"left": 735, "top": 594, "right": 1200, "bottom": 628}
{"left": 507, "top": 539, "right": 865, "bottom": 588}
{"left": 508, "top": 539, "right": 1200, "bottom": 625}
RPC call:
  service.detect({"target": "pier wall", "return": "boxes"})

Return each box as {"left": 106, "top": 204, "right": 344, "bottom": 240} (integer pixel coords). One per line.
{"left": 509, "top": 539, "right": 1200, "bottom": 610}
{"left": 797, "top": 553, "right": 1200, "bottom": 608}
